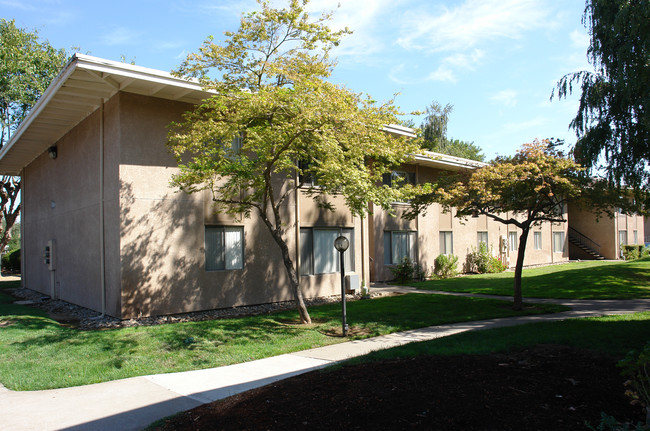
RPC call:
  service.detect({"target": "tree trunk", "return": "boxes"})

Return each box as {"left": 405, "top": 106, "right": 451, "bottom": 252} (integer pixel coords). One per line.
{"left": 512, "top": 226, "right": 531, "bottom": 311}
{"left": 0, "top": 177, "right": 20, "bottom": 252}
{"left": 265, "top": 222, "right": 312, "bottom": 324}
{"left": 279, "top": 240, "right": 312, "bottom": 324}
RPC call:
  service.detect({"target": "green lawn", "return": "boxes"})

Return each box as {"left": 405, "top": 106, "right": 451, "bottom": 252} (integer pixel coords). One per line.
{"left": 409, "top": 258, "right": 650, "bottom": 299}
{"left": 348, "top": 311, "right": 650, "bottom": 364}
{"left": 0, "top": 282, "right": 564, "bottom": 391}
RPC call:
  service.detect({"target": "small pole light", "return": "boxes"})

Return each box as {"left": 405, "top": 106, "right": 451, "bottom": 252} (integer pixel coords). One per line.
{"left": 334, "top": 235, "right": 350, "bottom": 337}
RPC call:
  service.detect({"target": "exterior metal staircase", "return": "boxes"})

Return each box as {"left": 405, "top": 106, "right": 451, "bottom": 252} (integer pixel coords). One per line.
{"left": 568, "top": 227, "right": 605, "bottom": 260}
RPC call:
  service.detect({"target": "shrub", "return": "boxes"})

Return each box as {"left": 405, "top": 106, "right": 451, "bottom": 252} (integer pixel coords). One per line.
{"left": 623, "top": 245, "right": 644, "bottom": 261}
{"left": 466, "top": 243, "right": 507, "bottom": 274}
{"left": 434, "top": 254, "right": 459, "bottom": 279}
{"left": 414, "top": 263, "right": 428, "bottom": 281}
{"left": 389, "top": 256, "right": 415, "bottom": 283}
{"left": 619, "top": 343, "right": 650, "bottom": 426}
{"left": 487, "top": 256, "right": 507, "bottom": 273}
{"left": 1, "top": 248, "right": 20, "bottom": 274}
{"left": 587, "top": 344, "right": 650, "bottom": 430}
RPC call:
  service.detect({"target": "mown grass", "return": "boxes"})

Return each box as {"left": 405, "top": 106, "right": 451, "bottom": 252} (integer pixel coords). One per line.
{"left": 348, "top": 311, "right": 650, "bottom": 365}
{"left": 0, "top": 281, "right": 564, "bottom": 391}
{"left": 410, "top": 258, "right": 650, "bottom": 299}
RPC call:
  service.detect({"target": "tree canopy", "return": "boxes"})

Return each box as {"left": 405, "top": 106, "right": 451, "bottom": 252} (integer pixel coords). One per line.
{"left": 1, "top": 19, "right": 67, "bottom": 147}
{"left": 0, "top": 19, "right": 66, "bottom": 253}
{"left": 553, "top": 0, "right": 650, "bottom": 207}
{"left": 406, "top": 139, "right": 610, "bottom": 310}
{"left": 419, "top": 101, "right": 484, "bottom": 161}
{"left": 169, "top": 0, "right": 422, "bottom": 324}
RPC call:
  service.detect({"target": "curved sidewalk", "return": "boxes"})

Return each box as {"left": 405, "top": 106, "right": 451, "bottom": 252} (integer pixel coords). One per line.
{"left": 1, "top": 290, "right": 648, "bottom": 431}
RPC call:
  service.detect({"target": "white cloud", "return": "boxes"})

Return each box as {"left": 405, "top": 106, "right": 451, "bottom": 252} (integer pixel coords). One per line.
{"left": 100, "top": 27, "right": 142, "bottom": 46}
{"left": 307, "top": 0, "right": 399, "bottom": 58}
{"left": 491, "top": 89, "right": 518, "bottom": 107}
{"left": 396, "top": 0, "right": 549, "bottom": 53}
{"left": 426, "top": 65, "right": 457, "bottom": 83}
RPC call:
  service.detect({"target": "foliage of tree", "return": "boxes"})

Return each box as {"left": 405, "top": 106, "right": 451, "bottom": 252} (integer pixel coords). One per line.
{"left": 406, "top": 139, "right": 614, "bottom": 310}
{"left": 169, "top": 0, "right": 422, "bottom": 324}
{"left": 1, "top": 19, "right": 67, "bottom": 147}
{"left": 553, "top": 0, "right": 650, "bottom": 207}
{"left": 419, "top": 101, "right": 484, "bottom": 161}
{"left": 0, "top": 19, "right": 66, "bottom": 252}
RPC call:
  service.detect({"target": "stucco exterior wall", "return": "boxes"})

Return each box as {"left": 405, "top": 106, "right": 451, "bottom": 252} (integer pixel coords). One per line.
{"left": 115, "top": 93, "right": 351, "bottom": 318}
{"left": 616, "top": 212, "right": 645, "bottom": 250}
{"left": 568, "top": 205, "right": 618, "bottom": 259}
{"left": 23, "top": 98, "right": 121, "bottom": 315}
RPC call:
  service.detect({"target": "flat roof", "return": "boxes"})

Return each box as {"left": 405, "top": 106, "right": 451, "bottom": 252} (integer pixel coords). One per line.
{"left": 0, "top": 54, "right": 483, "bottom": 175}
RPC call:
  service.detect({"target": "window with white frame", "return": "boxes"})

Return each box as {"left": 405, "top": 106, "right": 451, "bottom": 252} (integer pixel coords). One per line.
{"left": 384, "top": 231, "right": 417, "bottom": 264}
{"left": 300, "top": 228, "right": 354, "bottom": 275}
{"left": 634, "top": 230, "right": 638, "bottom": 245}
{"left": 477, "top": 231, "right": 488, "bottom": 247}
{"left": 619, "top": 230, "right": 627, "bottom": 247}
{"left": 553, "top": 231, "right": 565, "bottom": 253}
{"left": 508, "top": 231, "right": 518, "bottom": 252}
{"left": 439, "top": 231, "right": 453, "bottom": 255}
{"left": 534, "top": 231, "right": 542, "bottom": 250}
{"left": 205, "top": 226, "right": 244, "bottom": 271}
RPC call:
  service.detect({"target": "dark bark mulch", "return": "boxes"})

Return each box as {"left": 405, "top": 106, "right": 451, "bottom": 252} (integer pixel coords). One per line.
{"left": 151, "top": 344, "right": 644, "bottom": 430}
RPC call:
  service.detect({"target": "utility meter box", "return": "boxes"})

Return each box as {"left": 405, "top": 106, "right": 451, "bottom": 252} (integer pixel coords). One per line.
{"left": 44, "top": 240, "right": 55, "bottom": 271}
{"left": 345, "top": 274, "right": 360, "bottom": 293}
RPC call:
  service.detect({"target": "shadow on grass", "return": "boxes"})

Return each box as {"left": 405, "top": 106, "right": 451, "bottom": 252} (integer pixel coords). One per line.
{"left": 351, "top": 312, "right": 650, "bottom": 364}
{"left": 410, "top": 259, "right": 650, "bottom": 299}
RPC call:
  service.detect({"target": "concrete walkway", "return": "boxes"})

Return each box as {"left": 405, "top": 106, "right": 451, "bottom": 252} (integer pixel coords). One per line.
{"left": 1, "top": 287, "right": 648, "bottom": 431}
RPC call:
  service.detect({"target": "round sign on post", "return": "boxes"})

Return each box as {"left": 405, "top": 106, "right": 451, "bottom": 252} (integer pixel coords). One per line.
{"left": 334, "top": 235, "right": 349, "bottom": 336}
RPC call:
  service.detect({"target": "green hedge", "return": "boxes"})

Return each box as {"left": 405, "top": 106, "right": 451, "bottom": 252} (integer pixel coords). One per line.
{"left": 1, "top": 249, "right": 20, "bottom": 273}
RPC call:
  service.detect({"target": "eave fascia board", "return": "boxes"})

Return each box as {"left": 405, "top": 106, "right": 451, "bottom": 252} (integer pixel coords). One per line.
{"left": 382, "top": 123, "right": 417, "bottom": 138}
{"left": 411, "top": 151, "right": 487, "bottom": 171}
{"left": 0, "top": 54, "right": 80, "bottom": 165}
{"left": 74, "top": 54, "right": 207, "bottom": 93}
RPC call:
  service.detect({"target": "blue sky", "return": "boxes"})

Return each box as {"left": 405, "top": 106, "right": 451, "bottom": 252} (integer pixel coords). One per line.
{"left": 3, "top": 0, "right": 592, "bottom": 160}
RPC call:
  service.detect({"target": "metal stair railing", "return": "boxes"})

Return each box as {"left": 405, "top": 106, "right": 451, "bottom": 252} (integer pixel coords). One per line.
{"left": 568, "top": 227, "right": 601, "bottom": 256}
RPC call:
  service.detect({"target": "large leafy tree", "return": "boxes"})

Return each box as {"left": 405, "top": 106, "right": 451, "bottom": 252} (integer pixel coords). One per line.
{"left": 406, "top": 139, "right": 611, "bottom": 310}
{"left": 168, "top": 0, "right": 421, "bottom": 324}
{"left": 553, "top": 0, "right": 650, "bottom": 206}
{"left": 0, "top": 19, "right": 66, "bottom": 252}
{"left": 419, "top": 101, "right": 484, "bottom": 161}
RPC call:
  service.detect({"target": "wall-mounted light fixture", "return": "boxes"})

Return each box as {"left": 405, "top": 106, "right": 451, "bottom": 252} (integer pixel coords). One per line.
{"left": 48, "top": 146, "right": 57, "bottom": 159}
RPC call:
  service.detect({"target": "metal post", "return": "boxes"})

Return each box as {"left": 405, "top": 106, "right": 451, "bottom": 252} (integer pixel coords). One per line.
{"left": 340, "top": 249, "right": 347, "bottom": 337}
{"left": 334, "top": 235, "right": 350, "bottom": 337}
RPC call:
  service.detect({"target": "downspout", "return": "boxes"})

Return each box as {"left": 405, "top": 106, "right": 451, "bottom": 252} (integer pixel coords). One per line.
{"left": 20, "top": 169, "right": 25, "bottom": 289}
{"left": 99, "top": 100, "right": 106, "bottom": 316}
{"left": 360, "top": 213, "right": 366, "bottom": 288}
{"left": 414, "top": 165, "right": 419, "bottom": 265}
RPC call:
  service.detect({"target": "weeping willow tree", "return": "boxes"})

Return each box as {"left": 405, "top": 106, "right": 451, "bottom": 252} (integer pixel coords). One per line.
{"left": 553, "top": 0, "right": 650, "bottom": 208}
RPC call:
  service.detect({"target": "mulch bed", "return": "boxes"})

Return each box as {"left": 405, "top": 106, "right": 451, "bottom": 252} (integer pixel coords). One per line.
{"left": 151, "top": 344, "right": 644, "bottom": 431}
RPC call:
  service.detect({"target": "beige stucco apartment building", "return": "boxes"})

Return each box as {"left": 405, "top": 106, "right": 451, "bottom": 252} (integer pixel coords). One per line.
{"left": 3, "top": 54, "right": 632, "bottom": 319}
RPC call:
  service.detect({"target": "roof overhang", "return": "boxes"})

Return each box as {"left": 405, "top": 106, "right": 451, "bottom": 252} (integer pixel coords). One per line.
{"left": 0, "top": 53, "right": 478, "bottom": 176}
{"left": 0, "top": 54, "right": 209, "bottom": 175}
{"left": 410, "top": 151, "right": 487, "bottom": 171}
